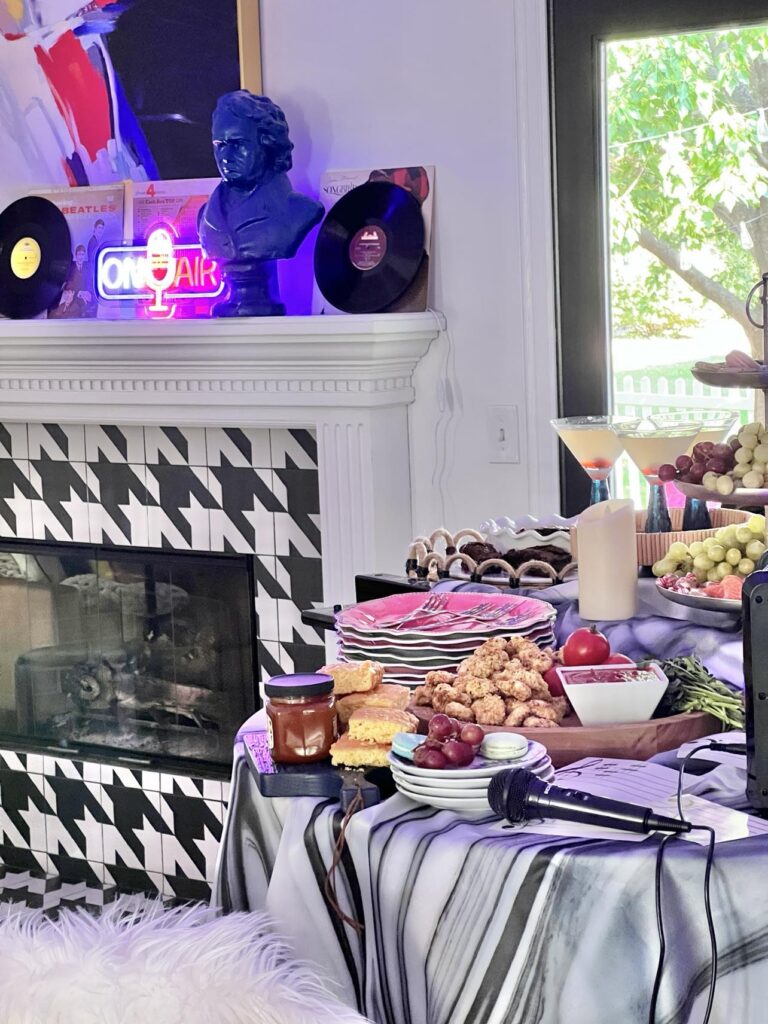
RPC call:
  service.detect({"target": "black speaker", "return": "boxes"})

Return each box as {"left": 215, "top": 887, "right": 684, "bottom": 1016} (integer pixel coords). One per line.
{"left": 743, "top": 569, "right": 768, "bottom": 810}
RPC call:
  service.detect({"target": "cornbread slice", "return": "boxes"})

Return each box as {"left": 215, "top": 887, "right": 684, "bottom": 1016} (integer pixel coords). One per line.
{"left": 322, "top": 660, "right": 384, "bottom": 695}
{"left": 337, "top": 683, "right": 411, "bottom": 725}
{"left": 330, "top": 734, "right": 390, "bottom": 768}
{"left": 348, "top": 707, "right": 418, "bottom": 744}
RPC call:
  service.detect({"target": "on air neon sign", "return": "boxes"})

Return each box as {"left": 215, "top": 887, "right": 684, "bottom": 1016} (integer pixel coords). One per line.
{"left": 96, "top": 227, "right": 224, "bottom": 317}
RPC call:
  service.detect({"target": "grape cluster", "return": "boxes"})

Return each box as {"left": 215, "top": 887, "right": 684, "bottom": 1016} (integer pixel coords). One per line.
{"left": 413, "top": 714, "right": 485, "bottom": 770}
{"left": 652, "top": 514, "right": 767, "bottom": 583}
{"left": 658, "top": 421, "right": 768, "bottom": 495}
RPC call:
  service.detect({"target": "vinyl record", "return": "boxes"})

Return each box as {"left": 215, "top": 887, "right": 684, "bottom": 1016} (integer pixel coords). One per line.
{"left": 0, "top": 196, "right": 71, "bottom": 319}
{"left": 314, "top": 181, "right": 425, "bottom": 313}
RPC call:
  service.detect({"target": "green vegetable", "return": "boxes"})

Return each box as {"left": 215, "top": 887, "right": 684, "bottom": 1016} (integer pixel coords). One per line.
{"left": 653, "top": 656, "right": 744, "bottom": 729}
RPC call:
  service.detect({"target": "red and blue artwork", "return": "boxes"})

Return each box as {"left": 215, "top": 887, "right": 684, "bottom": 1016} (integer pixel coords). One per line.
{"left": 0, "top": 0, "right": 239, "bottom": 186}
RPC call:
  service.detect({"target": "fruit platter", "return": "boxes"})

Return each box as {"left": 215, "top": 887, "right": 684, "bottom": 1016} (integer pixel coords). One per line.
{"left": 658, "top": 420, "right": 768, "bottom": 504}
{"left": 652, "top": 513, "right": 767, "bottom": 611}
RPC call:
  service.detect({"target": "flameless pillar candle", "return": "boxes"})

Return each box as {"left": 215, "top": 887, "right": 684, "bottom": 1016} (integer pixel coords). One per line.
{"left": 576, "top": 499, "right": 638, "bottom": 620}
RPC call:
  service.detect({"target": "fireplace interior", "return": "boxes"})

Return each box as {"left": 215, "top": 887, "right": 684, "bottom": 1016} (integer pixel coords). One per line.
{"left": 0, "top": 540, "right": 257, "bottom": 771}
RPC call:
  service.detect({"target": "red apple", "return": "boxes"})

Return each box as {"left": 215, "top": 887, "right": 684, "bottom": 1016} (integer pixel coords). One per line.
{"left": 561, "top": 626, "right": 611, "bottom": 666}
{"left": 603, "top": 653, "right": 635, "bottom": 666}
{"left": 543, "top": 665, "right": 564, "bottom": 697}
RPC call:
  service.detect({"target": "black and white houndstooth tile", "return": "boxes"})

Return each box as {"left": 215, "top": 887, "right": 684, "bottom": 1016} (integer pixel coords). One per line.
{"left": 0, "top": 422, "right": 325, "bottom": 675}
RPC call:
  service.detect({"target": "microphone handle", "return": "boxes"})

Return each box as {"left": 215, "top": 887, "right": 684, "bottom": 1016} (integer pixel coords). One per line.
{"left": 530, "top": 785, "right": 691, "bottom": 835}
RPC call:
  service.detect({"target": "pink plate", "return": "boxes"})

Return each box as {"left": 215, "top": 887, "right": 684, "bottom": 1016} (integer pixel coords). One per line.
{"left": 336, "top": 591, "right": 555, "bottom": 635}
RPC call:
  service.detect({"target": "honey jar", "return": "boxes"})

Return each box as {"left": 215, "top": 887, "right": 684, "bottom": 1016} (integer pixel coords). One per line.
{"left": 264, "top": 673, "right": 338, "bottom": 764}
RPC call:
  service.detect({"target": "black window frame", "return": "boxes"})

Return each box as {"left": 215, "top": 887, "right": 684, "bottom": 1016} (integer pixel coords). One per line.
{"left": 549, "top": 0, "right": 768, "bottom": 515}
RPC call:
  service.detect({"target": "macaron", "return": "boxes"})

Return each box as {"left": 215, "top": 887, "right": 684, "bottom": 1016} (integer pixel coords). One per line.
{"left": 481, "top": 732, "right": 528, "bottom": 761}
{"left": 391, "top": 732, "right": 423, "bottom": 761}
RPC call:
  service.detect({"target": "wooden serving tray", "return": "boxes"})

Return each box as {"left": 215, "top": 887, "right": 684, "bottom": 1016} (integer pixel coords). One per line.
{"left": 407, "top": 704, "right": 721, "bottom": 768}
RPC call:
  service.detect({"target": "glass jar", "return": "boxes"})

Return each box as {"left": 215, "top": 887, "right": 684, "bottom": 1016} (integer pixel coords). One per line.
{"left": 264, "top": 673, "right": 337, "bottom": 764}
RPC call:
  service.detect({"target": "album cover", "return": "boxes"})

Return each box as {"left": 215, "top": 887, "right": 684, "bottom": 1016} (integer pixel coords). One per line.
{"left": 132, "top": 178, "right": 219, "bottom": 243}
{"left": 312, "top": 165, "right": 435, "bottom": 315}
{"left": 34, "top": 184, "right": 126, "bottom": 321}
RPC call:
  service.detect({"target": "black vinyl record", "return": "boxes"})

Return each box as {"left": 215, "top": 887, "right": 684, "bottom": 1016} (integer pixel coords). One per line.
{"left": 0, "top": 196, "right": 71, "bottom": 319}
{"left": 314, "top": 181, "right": 425, "bottom": 313}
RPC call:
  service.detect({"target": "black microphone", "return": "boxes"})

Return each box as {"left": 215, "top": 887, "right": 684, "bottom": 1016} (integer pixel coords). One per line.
{"left": 487, "top": 768, "right": 691, "bottom": 835}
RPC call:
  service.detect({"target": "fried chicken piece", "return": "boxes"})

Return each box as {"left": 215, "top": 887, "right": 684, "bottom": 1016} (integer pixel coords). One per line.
{"left": 458, "top": 654, "right": 495, "bottom": 679}
{"left": 504, "top": 697, "right": 527, "bottom": 715}
{"left": 444, "top": 701, "right": 475, "bottom": 722}
{"left": 506, "top": 636, "right": 538, "bottom": 656}
{"left": 504, "top": 704, "right": 532, "bottom": 727}
{"left": 424, "top": 670, "right": 456, "bottom": 691}
{"left": 431, "top": 682, "right": 458, "bottom": 712}
{"left": 476, "top": 637, "right": 508, "bottom": 656}
{"left": 523, "top": 716, "right": 559, "bottom": 728}
{"left": 551, "top": 696, "right": 569, "bottom": 722}
{"left": 461, "top": 675, "right": 496, "bottom": 701}
{"left": 526, "top": 673, "right": 553, "bottom": 700}
{"left": 521, "top": 699, "right": 560, "bottom": 722}
{"left": 471, "top": 694, "right": 506, "bottom": 726}
{"left": 493, "top": 673, "right": 532, "bottom": 702}
{"left": 413, "top": 685, "right": 434, "bottom": 707}
{"left": 517, "top": 646, "right": 555, "bottom": 674}
{"left": 444, "top": 681, "right": 472, "bottom": 707}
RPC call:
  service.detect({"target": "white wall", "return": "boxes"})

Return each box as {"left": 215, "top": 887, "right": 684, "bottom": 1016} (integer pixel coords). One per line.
{"left": 260, "top": 0, "right": 560, "bottom": 537}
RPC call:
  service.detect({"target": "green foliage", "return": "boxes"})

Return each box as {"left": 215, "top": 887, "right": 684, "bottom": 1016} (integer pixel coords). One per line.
{"left": 608, "top": 27, "right": 768, "bottom": 329}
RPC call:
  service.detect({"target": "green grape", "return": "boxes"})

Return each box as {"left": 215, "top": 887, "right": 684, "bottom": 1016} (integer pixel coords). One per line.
{"left": 738, "top": 558, "right": 756, "bottom": 576}
{"left": 714, "top": 527, "right": 729, "bottom": 544}
{"left": 667, "top": 541, "right": 689, "bottom": 561}
{"left": 736, "top": 526, "right": 753, "bottom": 546}
{"left": 694, "top": 568, "right": 708, "bottom": 584}
{"left": 689, "top": 541, "right": 706, "bottom": 557}
{"left": 748, "top": 514, "right": 766, "bottom": 535}
{"left": 718, "top": 526, "right": 738, "bottom": 547}
{"left": 706, "top": 567, "right": 720, "bottom": 582}
{"left": 746, "top": 539, "right": 766, "bottom": 561}
{"left": 705, "top": 543, "right": 726, "bottom": 562}
{"left": 726, "top": 548, "right": 742, "bottom": 566}
{"left": 692, "top": 554, "right": 714, "bottom": 571}
{"left": 716, "top": 562, "right": 734, "bottom": 580}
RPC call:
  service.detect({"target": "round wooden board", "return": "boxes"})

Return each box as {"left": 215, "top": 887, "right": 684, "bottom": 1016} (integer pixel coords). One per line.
{"left": 407, "top": 704, "right": 721, "bottom": 768}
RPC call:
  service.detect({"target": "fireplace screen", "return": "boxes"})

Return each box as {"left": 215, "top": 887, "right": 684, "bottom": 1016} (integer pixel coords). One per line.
{"left": 0, "top": 541, "right": 257, "bottom": 769}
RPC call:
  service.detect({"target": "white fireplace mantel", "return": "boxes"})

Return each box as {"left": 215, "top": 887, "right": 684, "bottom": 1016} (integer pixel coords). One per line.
{"left": 0, "top": 311, "right": 445, "bottom": 604}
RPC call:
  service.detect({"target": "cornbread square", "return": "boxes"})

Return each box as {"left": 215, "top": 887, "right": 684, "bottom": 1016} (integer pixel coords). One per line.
{"left": 348, "top": 707, "right": 418, "bottom": 744}
{"left": 322, "top": 660, "right": 384, "bottom": 695}
{"left": 330, "top": 734, "right": 390, "bottom": 768}
{"left": 337, "top": 684, "right": 411, "bottom": 724}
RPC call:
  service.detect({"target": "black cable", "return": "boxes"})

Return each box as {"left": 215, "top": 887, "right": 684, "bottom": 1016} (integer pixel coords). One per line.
{"left": 648, "top": 832, "right": 676, "bottom": 1024}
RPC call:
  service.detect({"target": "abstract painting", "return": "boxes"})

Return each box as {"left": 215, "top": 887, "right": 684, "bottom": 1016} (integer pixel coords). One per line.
{"left": 0, "top": 0, "right": 260, "bottom": 186}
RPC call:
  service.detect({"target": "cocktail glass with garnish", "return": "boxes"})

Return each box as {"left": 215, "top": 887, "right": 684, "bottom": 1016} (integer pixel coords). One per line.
{"left": 618, "top": 423, "right": 702, "bottom": 533}
{"left": 551, "top": 416, "right": 634, "bottom": 507}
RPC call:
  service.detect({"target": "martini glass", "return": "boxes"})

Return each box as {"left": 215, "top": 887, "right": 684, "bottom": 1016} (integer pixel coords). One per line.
{"left": 551, "top": 416, "right": 634, "bottom": 507}
{"left": 652, "top": 412, "right": 739, "bottom": 529}
{"left": 617, "top": 423, "right": 702, "bottom": 533}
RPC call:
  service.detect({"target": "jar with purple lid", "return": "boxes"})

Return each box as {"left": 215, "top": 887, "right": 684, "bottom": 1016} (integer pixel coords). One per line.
{"left": 264, "top": 673, "right": 338, "bottom": 764}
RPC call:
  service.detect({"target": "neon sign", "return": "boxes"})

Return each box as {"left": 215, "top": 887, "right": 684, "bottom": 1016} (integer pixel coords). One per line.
{"left": 96, "top": 227, "right": 224, "bottom": 316}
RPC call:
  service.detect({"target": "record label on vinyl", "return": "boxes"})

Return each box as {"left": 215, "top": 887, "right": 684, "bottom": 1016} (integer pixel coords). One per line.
{"left": 314, "top": 180, "right": 425, "bottom": 314}
{"left": 0, "top": 196, "right": 71, "bottom": 318}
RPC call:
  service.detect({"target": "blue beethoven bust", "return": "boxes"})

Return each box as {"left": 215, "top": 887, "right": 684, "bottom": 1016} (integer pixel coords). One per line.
{"left": 199, "top": 91, "right": 324, "bottom": 316}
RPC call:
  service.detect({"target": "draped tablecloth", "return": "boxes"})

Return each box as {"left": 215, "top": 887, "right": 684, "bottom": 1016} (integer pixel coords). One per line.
{"left": 214, "top": 586, "right": 759, "bottom": 1023}
{"left": 215, "top": 735, "right": 768, "bottom": 1024}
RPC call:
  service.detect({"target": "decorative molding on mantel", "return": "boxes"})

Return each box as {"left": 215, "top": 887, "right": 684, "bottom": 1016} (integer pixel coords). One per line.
{"left": 0, "top": 310, "right": 445, "bottom": 424}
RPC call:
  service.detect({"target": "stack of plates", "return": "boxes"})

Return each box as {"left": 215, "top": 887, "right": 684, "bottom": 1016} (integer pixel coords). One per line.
{"left": 387, "top": 740, "right": 554, "bottom": 813}
{"left": 335, "top": 591, "right": 557, "bottom": 685}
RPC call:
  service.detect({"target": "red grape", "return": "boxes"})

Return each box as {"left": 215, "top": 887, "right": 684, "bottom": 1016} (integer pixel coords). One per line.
{"left": 679, "top": 473, "right": 693, "bottom": 483}
{"left": 675, "top": 455, "right": 693, "bottom": 472}
{"left": 460, "top": 723, "right": 484, "bottom": 746}
{"left": 729, "top": 437, "right": 742, "bottom": 452}
{"left": 421, "top": 748, "right": 448, "bottom": 770}
{"left": 705, "top": 457, "right": 727, "bottom": 474}
{"left": 442, "top": 740, "right": 475, "bottom": 767}
{"left": 658, "top": 464, "right": 677, "bottom": 481}
{"left": 423, "top": 736, "right": 444, "bottom": 750}
{"left": 688, "top": 462, "right": 706, "bottom": 483}
{"left": 712, "top": 444, "right": 732, "bottom": 459}
{"left": 413, "top": 744, "right": 431, "bottom": 766}
{"left": 428, "top": 713, "right": 455, "bottom": 741}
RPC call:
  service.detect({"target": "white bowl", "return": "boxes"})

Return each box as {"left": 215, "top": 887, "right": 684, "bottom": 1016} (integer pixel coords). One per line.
{"left": 556, "top": 662, "right": 668, "bottom": 726}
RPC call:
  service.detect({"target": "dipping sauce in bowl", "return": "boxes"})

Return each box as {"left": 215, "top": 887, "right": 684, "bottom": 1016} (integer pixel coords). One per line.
{"left": 555, "top": 662, "right": 668, "bottom": 726}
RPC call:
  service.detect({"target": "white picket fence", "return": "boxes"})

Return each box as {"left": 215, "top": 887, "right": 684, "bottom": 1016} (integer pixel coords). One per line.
{"left": 613, "top": 373, "right": 753, "bottom": 506}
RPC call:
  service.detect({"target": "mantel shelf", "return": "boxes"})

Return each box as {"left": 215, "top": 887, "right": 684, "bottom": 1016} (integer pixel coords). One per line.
{"left": 0, "top": 310, "right": 445, "bottom": 425}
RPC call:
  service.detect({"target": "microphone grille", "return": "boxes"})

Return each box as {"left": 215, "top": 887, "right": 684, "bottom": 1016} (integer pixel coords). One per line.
{"left": 487, "top": 767, "right": 536, "bottom": 823}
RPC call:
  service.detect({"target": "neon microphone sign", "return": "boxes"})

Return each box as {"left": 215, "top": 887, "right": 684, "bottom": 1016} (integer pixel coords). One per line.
{"left": 96, "top": 227, "right": 224, "bottom": 316}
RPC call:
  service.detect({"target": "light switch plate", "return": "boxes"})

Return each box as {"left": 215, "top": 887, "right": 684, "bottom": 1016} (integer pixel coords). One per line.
{"left": 488, "top": 405, "right": 520, "bottom": 463}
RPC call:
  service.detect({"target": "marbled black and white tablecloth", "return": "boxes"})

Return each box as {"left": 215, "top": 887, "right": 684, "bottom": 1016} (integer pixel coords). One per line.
{"left": 214, "top": 586, "right": 761, "bottom": 1023}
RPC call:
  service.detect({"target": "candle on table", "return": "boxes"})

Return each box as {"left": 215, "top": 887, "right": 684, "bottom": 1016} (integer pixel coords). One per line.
{"left": 576, "top": 499, "right": 637, "bottom": 621}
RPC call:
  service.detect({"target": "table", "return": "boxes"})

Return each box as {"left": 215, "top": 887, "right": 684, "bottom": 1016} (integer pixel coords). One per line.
{"left": 215, "top": 587, "right": 760, "bottom": 1023}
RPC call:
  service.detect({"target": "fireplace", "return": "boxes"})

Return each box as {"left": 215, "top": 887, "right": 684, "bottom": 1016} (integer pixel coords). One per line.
{"left": 0, "top": 540, "right": 257, "bottom": 771}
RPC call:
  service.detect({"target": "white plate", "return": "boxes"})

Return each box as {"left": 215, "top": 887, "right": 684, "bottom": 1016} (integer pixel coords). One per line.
{"left": 655, "top": 582, "right": 741, "bottom": 614}
{"left": 387, "top": 740, "right": 547, "bottom": 779}
{"left": 394, "top": 786, "right": 492, "bottom": 812}
{"left": 390, "top": 757, "right": 551, "bottom": 791}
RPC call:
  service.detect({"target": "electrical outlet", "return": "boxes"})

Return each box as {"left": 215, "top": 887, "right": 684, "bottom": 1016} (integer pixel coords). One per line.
{"left": 488, "top": 405, "right": 520, "bottom": 463}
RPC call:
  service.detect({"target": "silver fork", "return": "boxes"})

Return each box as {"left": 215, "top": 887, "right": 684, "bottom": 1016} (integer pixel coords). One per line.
{"left": 394, "top": 598, "right": 499, "bottom": 631}
{"left": 392, "top": 593, "right": 448, "bottom": 629}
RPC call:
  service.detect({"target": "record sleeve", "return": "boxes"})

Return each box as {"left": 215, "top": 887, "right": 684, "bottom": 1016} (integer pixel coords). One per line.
{"left": 312, "top": 165, "right": 434, "bottom": 314}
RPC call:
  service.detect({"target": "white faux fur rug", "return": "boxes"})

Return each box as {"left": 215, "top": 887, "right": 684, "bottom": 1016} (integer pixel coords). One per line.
{"left": 0, "top": 899, "right": 370, "bottom": 1024}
